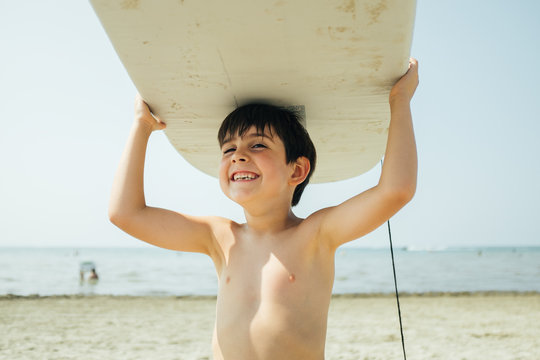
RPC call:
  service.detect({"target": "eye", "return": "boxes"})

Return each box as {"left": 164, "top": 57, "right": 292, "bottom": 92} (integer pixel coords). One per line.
{"left": 252, "top": 143, "right": 267, "bottom": 149}
{"left": 223, "top": 147, "right": 235, "bottom": 154}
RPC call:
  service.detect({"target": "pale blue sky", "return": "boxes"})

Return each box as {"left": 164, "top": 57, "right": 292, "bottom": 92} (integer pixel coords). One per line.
{"left": 1, "top": 0, "right": 539, "bottom": 248}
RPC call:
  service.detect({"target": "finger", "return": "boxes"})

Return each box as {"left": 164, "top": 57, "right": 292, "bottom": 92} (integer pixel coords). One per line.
{"left": 153, "top": 113, "right": 167, "bottom": 127}
{"left": 154, "top": 116, "right": 166, "bottom": 130}
{"left": 409, "top": 57, "right": 418, "bottom": 69}
{"left": 135, "top": 93, "right": 151, "bottom": 108}
{"left": 153, "top": 113, "right": 163, "bottom": 123}
{"left": 135, "top": 94, "right": 150, "bottom": 112}
{"left": 135, "top": 93, "right": 146, "bottom": 105}
{"left": 409, "top": 58, "right": 419, "bottom": 85}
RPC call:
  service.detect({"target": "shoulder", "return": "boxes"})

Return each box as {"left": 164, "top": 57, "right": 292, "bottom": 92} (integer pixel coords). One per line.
{"left": 301, "top": 207, "right": 334, "bottom": 233}
{"left": 198, "top": 215, "right": 239, "bottom": 269}
{"left": 202, "top": 215, "right": 238, "bottom": 233}
{"left": 290, "top": 210, "right": 336, "bottom": 252}
{"left": 192, "top": 215, "right": 239, "bottom": 245}
{"left": 300, "top": 206, "right": 354, "bottom": 251}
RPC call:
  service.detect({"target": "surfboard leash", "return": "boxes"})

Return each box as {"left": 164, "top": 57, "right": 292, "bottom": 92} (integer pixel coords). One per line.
{"left": 386, "top": 219, "right": 407, "bottom": 360}
{"left": 381, "top": 160, "right": 407, "bottom": 360}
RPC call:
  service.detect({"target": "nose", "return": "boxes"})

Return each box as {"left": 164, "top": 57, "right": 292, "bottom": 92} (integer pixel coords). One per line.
{"left": 231, "top": 151, "right": 248, "bottom": 163}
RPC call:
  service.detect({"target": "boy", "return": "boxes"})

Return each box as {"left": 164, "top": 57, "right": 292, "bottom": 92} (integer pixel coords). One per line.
{"left": 109, "top": 58, "right": 419, "bottom": 359}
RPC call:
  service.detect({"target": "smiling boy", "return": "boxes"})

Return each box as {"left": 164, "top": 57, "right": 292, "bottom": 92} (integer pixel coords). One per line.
{"left": 109, "top": 59, "right": 419, "bottom": 359}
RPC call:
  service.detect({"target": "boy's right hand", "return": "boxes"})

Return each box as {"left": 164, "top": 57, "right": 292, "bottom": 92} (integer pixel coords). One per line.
{"left": 134, "top": 94, "right": 166, "bottom": 132}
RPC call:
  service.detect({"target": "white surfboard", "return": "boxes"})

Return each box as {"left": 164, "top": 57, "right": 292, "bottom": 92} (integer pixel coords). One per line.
{"left": 91, "top": 0, "right": 416, "bottom": 183}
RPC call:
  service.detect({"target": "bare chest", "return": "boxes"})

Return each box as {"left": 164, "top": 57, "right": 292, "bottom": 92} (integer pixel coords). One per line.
{"left": 213, "top": 232, "right": 334, "bottom": 359}
{"left": 217, "top": 228, "right": 334, "bottom": 302}
{"left": 222, "top": 250, "right": 310, "bottom": 306}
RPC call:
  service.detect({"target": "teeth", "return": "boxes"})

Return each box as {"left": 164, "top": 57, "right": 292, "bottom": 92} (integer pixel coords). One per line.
{"left": 233, "top": 173, "right": 257, "bottom": 181}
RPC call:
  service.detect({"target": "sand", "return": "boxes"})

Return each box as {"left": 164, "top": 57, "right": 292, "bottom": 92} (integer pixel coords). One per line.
{"left": 1, "top": 293, "right": 539, "bottom": 360}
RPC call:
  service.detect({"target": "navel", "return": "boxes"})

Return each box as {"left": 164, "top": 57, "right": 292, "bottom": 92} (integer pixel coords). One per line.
{"left": 288, "top": 273, "right": 296, "bottom": 283}
{"left": 226, "top": 276, "right": 231, "bottom": 284}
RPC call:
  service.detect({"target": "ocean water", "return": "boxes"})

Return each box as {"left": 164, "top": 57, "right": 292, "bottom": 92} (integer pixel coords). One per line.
{"left": 0, "top": 247, "right": 539, "bottom": 297}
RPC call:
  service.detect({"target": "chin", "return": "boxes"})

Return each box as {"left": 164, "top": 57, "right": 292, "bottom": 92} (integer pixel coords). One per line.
{"left": 225, "top": 191, "right": 255, "bottom": 207}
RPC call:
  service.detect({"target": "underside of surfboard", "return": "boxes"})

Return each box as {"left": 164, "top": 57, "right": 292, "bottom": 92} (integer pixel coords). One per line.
{"left": 91, "top": 0, "right": 416, "bottom": 183}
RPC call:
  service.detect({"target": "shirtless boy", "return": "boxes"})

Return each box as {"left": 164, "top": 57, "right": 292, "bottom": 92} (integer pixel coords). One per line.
{"left": 109, "top": 58, "right": 419, "bottom": 359}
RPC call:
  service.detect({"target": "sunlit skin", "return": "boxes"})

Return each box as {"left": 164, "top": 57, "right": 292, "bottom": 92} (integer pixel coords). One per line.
{"left": 109, "top": 59, "right": 419, "bottom": 359}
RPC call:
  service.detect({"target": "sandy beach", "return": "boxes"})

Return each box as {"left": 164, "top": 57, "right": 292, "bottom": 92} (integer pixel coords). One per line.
{"left": 1, "top": 293, "right": 539, "bottom": 360}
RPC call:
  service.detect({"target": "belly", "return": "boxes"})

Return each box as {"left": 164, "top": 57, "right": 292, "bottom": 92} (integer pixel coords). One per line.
{"left": 214, "top": 298, "right": 328, "bottom": 360}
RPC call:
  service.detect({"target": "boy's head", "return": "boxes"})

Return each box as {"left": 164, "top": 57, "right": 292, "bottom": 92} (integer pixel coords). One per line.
{"left": 218, "top": 103, "right": 316, "bottom": 206}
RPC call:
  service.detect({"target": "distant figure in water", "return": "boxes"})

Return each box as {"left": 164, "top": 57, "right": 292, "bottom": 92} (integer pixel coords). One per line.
{"left": 79, "top": 262, "right": 99, "bottom": 284}
{"left": 89, "top": 268, "right": 99, "bottom": 282}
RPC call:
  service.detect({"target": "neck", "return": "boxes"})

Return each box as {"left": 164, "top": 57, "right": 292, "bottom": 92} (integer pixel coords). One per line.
{"left": 242, "top": 199, "right": 300, "bottom": 235}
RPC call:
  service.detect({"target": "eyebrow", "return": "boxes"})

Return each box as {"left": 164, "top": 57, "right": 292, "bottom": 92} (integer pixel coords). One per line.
{"left": 221, "top": 132, "right": 274, "bottom": 146}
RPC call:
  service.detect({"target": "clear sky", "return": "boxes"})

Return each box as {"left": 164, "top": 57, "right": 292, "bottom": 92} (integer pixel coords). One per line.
{"left": 1, "top": 0, "right": 539, "bottom": 249}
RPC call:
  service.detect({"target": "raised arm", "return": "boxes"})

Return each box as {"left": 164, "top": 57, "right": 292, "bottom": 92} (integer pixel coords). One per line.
{"left": 317, "top": 58, "right": 419, "bottom": 249}
{"left": 108, "top": 95, "right": 216, "bottom": 254}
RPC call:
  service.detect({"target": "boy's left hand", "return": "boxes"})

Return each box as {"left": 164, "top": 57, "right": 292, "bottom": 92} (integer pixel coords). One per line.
{"left": 389, "top": 58, "right": 419, "bottom": 103}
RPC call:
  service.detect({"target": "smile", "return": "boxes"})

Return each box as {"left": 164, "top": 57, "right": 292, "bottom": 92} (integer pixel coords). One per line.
{"left": 231, "top": 171, "right": 259, "bottom": 181}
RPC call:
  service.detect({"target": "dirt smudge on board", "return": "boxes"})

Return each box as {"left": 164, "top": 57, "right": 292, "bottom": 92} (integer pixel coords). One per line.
{"left": 338, "top": 0, "right": 356, "bottom": 14}
{"left": 365, "top": 0, "right": 388, "bottom": 25}
{"left": 121, "top": 0, "right": 140, "bottom": 10}
{"left": 327, "top": 26, "right": 352, "bottom": 41}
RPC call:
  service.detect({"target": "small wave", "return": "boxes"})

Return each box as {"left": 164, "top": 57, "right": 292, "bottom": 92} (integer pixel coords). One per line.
{"left": 119, "top": 271, "right": 140, "bottom": 279}
{"left": 405, "top": 245, "right": 448, "bottom": 252}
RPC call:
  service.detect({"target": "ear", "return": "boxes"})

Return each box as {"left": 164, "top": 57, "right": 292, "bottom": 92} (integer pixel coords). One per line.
{"left": 288, "top": 156, "right": 310, "bottom": 186}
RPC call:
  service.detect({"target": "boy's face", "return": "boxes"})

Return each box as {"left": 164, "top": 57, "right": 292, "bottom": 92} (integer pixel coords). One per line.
{"left": 219, "top": 126, "right": 294, "bottom": 207}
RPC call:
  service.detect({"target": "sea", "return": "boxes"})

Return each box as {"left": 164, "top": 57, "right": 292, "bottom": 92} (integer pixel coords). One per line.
{"left": 1, "top": 247, "right": 539, "bottom": 297}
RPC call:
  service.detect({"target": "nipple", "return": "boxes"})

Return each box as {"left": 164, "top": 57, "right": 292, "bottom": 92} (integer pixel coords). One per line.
{"left": 288, "top": 273, "right": 296, "bottom": 283}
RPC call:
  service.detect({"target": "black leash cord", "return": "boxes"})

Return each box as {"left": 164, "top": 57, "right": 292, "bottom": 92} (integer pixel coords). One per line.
{"left": 386, "top": 219, "right": 407, "bottom": 360}
{"left": 381, "top": 160, "right": 407, "bottom": 360}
